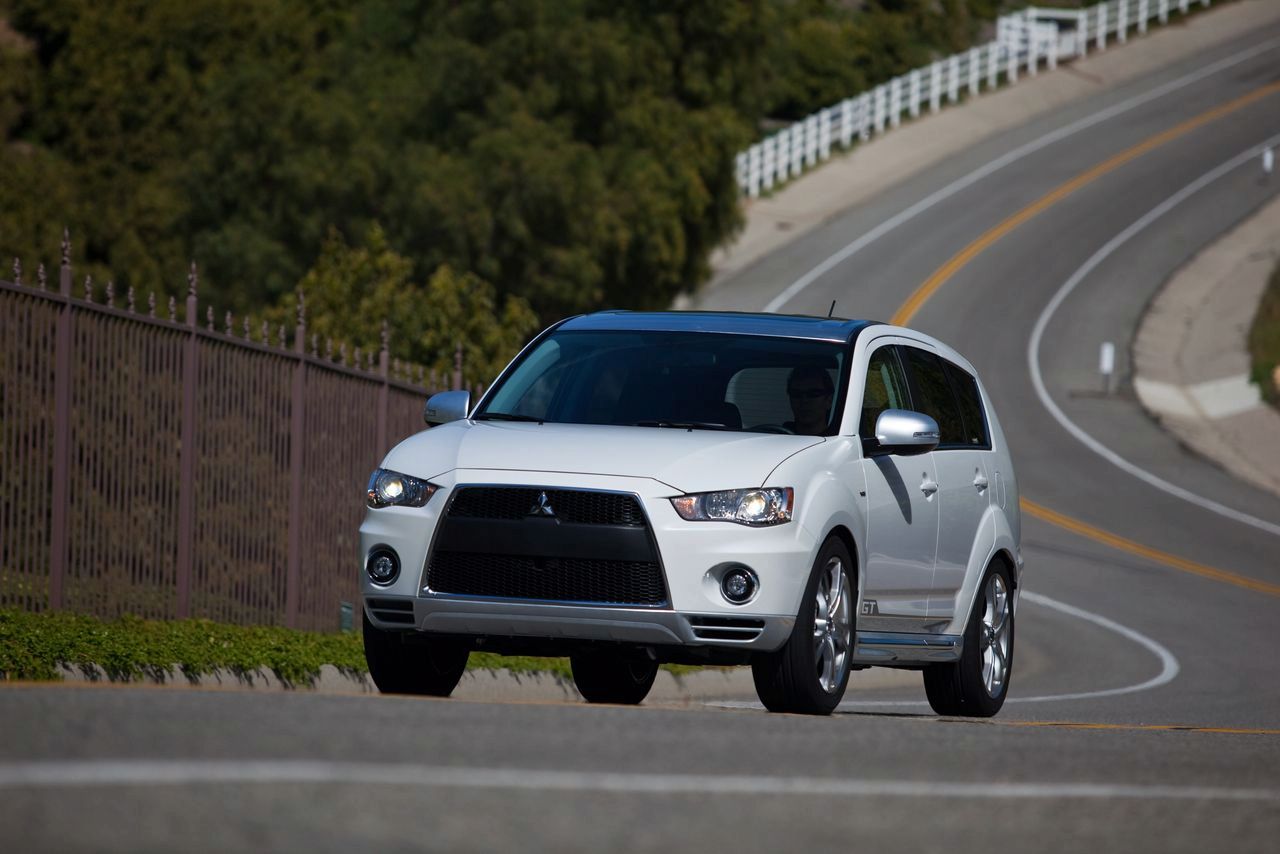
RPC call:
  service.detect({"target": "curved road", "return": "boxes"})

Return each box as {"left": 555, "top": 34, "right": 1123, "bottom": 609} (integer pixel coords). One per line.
{"left": 4, "top": 16, "right": 1280, "bottom": 854}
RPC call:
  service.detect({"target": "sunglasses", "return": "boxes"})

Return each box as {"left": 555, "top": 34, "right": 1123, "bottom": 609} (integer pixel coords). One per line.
{"left": 788, "top": 388, "right": 830, "bottom": 400}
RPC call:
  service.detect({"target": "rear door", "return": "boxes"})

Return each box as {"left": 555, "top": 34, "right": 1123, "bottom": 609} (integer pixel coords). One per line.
{"left": 899, "top": 346, "right": 992, "bottom": 621}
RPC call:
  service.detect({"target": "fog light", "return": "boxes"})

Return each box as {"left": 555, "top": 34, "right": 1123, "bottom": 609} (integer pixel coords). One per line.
{"left": 366, "top": 548, "right": 400, "bottom": 585}
{"left": 721, "top": 565, "right": 758, "bottom": 604}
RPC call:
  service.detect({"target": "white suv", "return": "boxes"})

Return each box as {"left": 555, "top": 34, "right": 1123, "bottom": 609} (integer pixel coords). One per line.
{"left": 360, "top": 311, "right": 1022, "bottom": 716}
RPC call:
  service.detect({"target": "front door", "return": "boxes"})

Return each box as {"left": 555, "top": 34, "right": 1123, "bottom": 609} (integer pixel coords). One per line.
{"left": 858, "top": 344, "right": 939, "bottom": 623}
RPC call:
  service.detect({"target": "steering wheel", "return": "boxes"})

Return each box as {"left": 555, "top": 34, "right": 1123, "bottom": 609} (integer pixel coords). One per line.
{"left": 749, "top": 423, "right": 795, "bottom": 435}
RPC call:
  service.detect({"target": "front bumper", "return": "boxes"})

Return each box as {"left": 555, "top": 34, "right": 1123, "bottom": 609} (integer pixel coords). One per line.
{"left": 359, "top": 470, "right": 818, "bottom": 652}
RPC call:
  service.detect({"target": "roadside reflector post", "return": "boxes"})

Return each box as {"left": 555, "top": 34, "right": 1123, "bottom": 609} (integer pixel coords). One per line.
{"left": 1100, "top": 341, "right": 1116, "bottom": 396}
{"left": 1264, "top": 147, "right": 1274, "bottom": 177}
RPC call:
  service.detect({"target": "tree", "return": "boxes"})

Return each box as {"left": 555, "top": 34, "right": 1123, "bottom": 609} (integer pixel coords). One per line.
{"left": 265, "top": 224, "right": 540, "bottom": 385}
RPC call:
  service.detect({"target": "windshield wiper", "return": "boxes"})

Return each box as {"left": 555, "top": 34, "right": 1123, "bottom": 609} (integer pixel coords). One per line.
{"left": 633, "top": 420, "right": 731, "bottom": 431}
{"left": 473, "top": 412, "right": 544, "bottom": 423}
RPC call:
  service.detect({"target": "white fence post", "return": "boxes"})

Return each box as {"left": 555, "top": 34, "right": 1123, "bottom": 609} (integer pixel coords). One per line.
{"left": 858, "top": 92, "right": 872, "bottom": 141}
{"left": 968, "top": 47, "right": 980, "bottom": 96}
{"left": 1118, "top": 0, "right": 1128, "bottom": 44}
{"left": 1098, "top": 3, "right": 1108, "bottom": 50}
{"left": 930, "top": 61, "right": 943, "bottom": 113}
{"left": 948, "top": 54, "right": 961, "bottom": 102}
{"left": 1007, "top": 42, "right": 1018, "bottom": 84}
{"left": 1026, "top": 7, "right": 1038, "bottom": 76}
{"left": 1047, "top": 27, "right": 1058, "bottom": 70}
{"left": 762, "top": 136, "right": 776, "bottom": 191}
{"left": 1179, "top": 0, "right": 1189, "bottom": 12}
{"left": 792, "top": 122, "right": 805, "bottom": 174}
{"left": 818, "top": 110, "right": 832, "bottom": 161}
{"left": 1138, "top": 0, "right": 1149, "bottom": 33}
{"left": 889, "top": 77, "right": 902, "bottom": 127}
{"left": 987, "top": 44, "right": 999, "bottom": 90}
{"left": 838, "top": 98, "right": 853, "bottom": 148}
{"left": 874, "top": 84, "right": 886, "bottom": 134}
{"left": 909, "top": 69, "right": 922, "bottom": 118}
{"left": 1078, "top": 9, "right": 1089, "bottom": 56}
{"left": 1158, "top": 0, "right": 1168, "bottom": 24}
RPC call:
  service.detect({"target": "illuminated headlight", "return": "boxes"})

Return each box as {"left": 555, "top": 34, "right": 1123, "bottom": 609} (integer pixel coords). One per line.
{"left": 366, "top": 468, "right": 437, "bottom": 509}
{"left": 670, "top": 487, "right": 794, "bottom": 526}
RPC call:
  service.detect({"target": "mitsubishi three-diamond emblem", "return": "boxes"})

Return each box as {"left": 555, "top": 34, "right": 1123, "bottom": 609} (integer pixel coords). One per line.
{"left": 530, "top": 491, "right": 556, "bottom": 517}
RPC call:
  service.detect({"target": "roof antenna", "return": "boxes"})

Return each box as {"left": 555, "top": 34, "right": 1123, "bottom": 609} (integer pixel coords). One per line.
{"left": 827, "top": 300, "right": 837, "bottom": 318}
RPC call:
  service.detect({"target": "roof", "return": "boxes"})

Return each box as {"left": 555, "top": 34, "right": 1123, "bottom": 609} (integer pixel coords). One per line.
{"left": 559, "top": 311, "right": 878, "bottom": 343}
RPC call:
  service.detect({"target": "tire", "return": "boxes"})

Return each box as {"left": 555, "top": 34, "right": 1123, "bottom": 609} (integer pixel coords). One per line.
{"left": 751, "top": 536, "right": 855, "bottom": 715}
{"left": 570, "top": 652, "right": 659, "bottom": 705}
{"left": 923, "top": 561, "right": 1015, "bottom": 717}
{"left": 363, "top": 613, "right": 470, "bottom": 697}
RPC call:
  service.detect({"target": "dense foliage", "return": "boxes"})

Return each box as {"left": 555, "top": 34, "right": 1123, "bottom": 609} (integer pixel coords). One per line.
{"left": 1, "top": 0, "right": 1002, "bottom": 365}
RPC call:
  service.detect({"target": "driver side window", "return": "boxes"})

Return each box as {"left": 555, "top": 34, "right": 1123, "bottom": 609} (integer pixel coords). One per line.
{"left": 859, "top": 346, "right": 910, "bottom": 438}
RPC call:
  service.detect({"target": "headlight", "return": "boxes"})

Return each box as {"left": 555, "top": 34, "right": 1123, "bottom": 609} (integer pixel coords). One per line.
{"left": 670, "top": 487, "right": 793, "bottom": 526}
{"left": 366, "top": 468, "right": 438, "bottom": 508}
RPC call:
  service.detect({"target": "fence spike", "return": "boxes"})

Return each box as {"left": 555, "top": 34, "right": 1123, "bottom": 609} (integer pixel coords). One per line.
{"left": 339, "top": 342, "right": 348, "bottom": 365}
{"left": 61, "top": 228, "right": 71, "bottom": 267}
{"left": 325, "top": 338, "right": 334, "bottom": 360}
{"left": 188, "top": 261, "right": 198, "bottom": 298}
{"left": 353, "top": 346, "right": 362, "bottom": 369}
{"left": 381, "top": 320, "right": 390, "bottom": 354}
{"left": 37, "top": 263, "right": 47, "bottom": 290}
{"left": 168, "top": 296, "right": 177, "bottom": 321}
{"left": 260, "top": 320, "right": 269, "bottom": 343}
{"left": 105, "top": 281, "right": 115, "bottom": 306}
{"left": 148, "top": 292, "right": 156, "bottom": 317}
{"left": 310, "top": 334, "right": 318, "bottom": 357}
{"left": 277, "top": 324, "right": 286, "bottom": 348}
{"left": 12, "top": 257, "right": 20, "bottom": 286}
{"left": 83, "top": 275, "right": 93, "bottom": 303}
{"left": 296, "top": 288, "right": 306, "bottom": 327}
{"left": 206, "top": 306, "right": 214, "bottom": 330}
{"left": 242, "top": 316, "right": 250, "bottom": 339}
{"left": 127, "top": 286, "right": 136, "bottom": 312}
{"left": 225, "top": 311, "right": 233, "bottom": 334}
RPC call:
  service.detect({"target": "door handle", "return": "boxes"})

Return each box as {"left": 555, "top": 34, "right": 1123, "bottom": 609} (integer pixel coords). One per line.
{"left": 920, "top": 479, "right": 939, "bottom": 497}
{"left": 974, "top": 473, "right": 989, "bottom": 492}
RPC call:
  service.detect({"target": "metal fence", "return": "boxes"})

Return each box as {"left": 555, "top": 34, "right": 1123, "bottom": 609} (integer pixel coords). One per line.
{"left": 0, "top": 233, "right": 481, "bottom": 631}
{"left": 735, "top": 0, "right": 1214, "bottom": 197}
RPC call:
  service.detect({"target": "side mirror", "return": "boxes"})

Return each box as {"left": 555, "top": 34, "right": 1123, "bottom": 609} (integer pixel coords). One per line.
{"left": 869, "top": 409, "right": 940, "bottom": 456}
{"left": 424, "top": 390, "right": 471, "bottom": 426}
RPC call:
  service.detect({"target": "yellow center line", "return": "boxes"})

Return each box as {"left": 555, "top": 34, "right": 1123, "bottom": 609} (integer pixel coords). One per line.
{"left": 890, "top": 79, "right": 1280, "bottom": 327}
{"left": 1021, "top": 499, "right": 1280, "bottom": 596}
{"left": 885, "top": 80, "right": 1280, "bottom": 596}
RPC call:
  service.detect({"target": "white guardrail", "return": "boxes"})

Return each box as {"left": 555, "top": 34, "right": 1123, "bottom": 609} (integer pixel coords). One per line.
{"left": 735, "top": 0, "right": 1212, "bottom": 197}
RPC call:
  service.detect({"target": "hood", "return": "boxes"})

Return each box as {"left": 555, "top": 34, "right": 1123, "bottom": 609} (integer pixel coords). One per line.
{"left": 381, "top": 421, "right": 824, "bottom": 494}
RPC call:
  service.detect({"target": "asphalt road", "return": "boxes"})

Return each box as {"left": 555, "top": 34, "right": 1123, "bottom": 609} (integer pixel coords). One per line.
{"left": 6, "top": 18, "right": 1280, "bottom": 854}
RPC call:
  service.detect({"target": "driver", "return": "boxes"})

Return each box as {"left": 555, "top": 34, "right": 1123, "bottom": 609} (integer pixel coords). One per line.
{"left": 785, "top": 366, "right": 834, "bottom": 435}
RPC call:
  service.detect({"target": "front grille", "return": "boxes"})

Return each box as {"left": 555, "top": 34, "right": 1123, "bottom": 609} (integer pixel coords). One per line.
{"left": 427, "top": 551, "right": 668, "bottom": 606}
{"left": 447, "top": 487, "right": 646, "bottom": 526}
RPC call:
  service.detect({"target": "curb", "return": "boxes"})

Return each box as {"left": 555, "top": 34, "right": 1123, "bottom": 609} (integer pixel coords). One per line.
{"left": 1131, "top": 194, "right": 1280, "bottom": 499}
{"left": 51, "top": 661, "right": 922, "bottom": 704}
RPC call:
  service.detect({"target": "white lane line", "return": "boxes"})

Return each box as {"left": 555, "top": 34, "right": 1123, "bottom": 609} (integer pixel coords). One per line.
{"left": 763, "top": 35, "right": 1280, "bottom": 313}
{"left": 1, "top": 759, "right": 1275, "bottom": 802}
{"left": 1027, "top": 133, "right": 1280, "bottom": 539}
{"left": 709, "top": 589, "right": 1180, "bottom": 710}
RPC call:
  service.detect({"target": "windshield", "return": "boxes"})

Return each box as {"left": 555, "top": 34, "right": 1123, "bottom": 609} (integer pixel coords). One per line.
{"left": 477, "top": 330, "right": 849, "bottom": 435}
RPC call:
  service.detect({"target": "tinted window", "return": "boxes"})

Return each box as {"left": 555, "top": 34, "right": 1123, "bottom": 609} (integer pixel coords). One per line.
{"left": 480, "top": 330, "right": 847, "bottom": 435}
{"left": 859, "top": 346, "right": 911, "bottom": 437}
{"left": 943, "top": 360, "right": 989, "bottom": 448}
{"left": 901, "top": 347, "right": 966, "bottom": 447}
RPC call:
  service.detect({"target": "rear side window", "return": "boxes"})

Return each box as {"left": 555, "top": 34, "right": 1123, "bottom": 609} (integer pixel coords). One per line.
{"left": 859, "top": 346, "right": 911, "bottom": 437}
{"left": 942, "top": 360, "right": 990, "bottom": 448}
{"left": 900, "top": 347, "right": 966, "bottom": 448}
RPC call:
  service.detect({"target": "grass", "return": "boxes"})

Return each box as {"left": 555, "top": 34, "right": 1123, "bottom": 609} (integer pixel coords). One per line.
{"left": 1248, "top": 260, "right": 1280, "bottom": 408}
{"left": 0, "top": 609, "right": 703, "bottom": 686}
